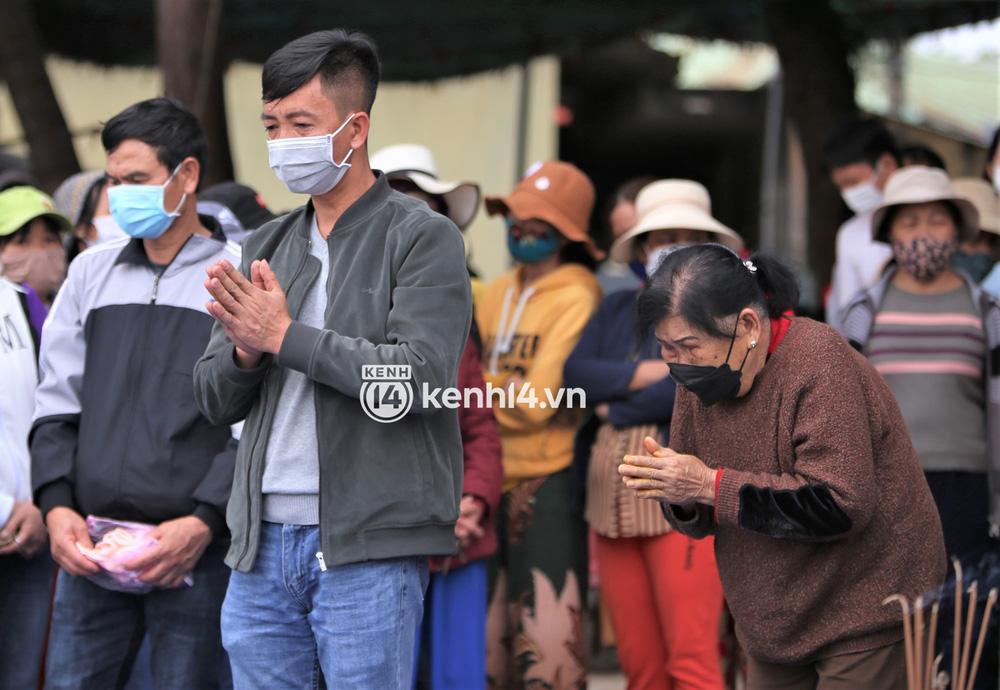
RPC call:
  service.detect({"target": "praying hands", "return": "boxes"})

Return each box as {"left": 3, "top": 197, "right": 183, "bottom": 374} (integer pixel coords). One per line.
{"left": 204, "top": 259, "right": 292, "bottom": 368}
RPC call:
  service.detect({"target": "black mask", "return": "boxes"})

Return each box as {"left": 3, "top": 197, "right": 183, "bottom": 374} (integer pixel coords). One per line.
{"left": 668, "top": 320, "right": 753, "bottom": 407}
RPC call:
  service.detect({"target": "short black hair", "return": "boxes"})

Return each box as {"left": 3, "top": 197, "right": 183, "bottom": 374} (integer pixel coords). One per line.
{"left": 262, "top": 30, "right": 381, "bottom": 114}
{"left": 0, "top": 216, "right": 63, "bottom": 251}
{"left": 822, "top": 118, "right": 900, "bottom": 172}
{"left": 637, "top": 244, "right": 799, "bottom": 341}
{"left": 101, "top": 98, "right": 208, "bottom": 190}
{"left": 900, "top": 144, "right": 946, "bottom": 171}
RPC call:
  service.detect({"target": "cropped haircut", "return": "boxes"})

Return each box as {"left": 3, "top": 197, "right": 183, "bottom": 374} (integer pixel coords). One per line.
{"left": 822, "top": 118, "right": 900, "bottom": 173}
{"left": 262, "top": 29, "right": 381, "bottom": 115}
{"left": 101, "top": 98, "right": 207, "bottom": 190}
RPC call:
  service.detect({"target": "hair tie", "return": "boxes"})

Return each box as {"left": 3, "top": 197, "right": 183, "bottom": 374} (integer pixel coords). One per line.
{"left": 744, "top": 259, "right": 757, "bottom": 274}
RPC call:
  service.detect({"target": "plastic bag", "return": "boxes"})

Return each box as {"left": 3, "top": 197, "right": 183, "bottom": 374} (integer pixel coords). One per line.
{"left": 76, "top": 515, "right": 194, "bottom": 594}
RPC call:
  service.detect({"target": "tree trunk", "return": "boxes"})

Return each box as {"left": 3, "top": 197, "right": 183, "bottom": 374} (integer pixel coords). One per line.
{"left": 0, "top": 0, "right": 81, "bottom": 192}
{"left": 156, "top": 0, "right": 234, "bottom": 187}
{"left": 763, "top": 0, "right": 859, "bottom": 302}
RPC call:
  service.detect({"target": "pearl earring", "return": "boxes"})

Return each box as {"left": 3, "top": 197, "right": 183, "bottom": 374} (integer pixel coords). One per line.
{"left": 749, "top": 340, "right": 758, "bottom": 349}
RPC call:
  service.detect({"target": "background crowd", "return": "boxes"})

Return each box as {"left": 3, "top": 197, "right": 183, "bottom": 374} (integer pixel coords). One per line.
{"left": 0, "top": 12, "right": 999, "bottom": 690}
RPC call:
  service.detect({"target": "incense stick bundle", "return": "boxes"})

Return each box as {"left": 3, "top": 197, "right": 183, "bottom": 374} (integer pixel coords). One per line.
{"left": 923, "top": 602, "right": 938, "bottom": 690}
{"left": 957, "top": 582, "right": 978, "bottom": 690}
{"left": 885, "top": 560, "right": 998, "bottom": 690}
{"left": 953, "top": 559, "right": 963, "bottom": 688}
{"left": 914, "top": 596, "right": 925, "bottom": 690}
{"left": 965, "top": 588, "right": 998, "bottom": 690}
{"left": 885, "top": 594, "right": 916, "bottom": 690}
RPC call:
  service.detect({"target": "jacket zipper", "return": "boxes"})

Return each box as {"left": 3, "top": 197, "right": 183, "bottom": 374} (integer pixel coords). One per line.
{"left": 115, "top": 264, "right": 168, "bottom": 515}
{"left": 304, "top": 238, "right": 329, "bottom": 567}
{"left": 236, "top": 236, "right": 314, "bottom": 569}
{"left": 150, "top": 271, "right": 163, "bottom": 305}
{"left": 236, "top": 384, "right": 267, "bottom": 568}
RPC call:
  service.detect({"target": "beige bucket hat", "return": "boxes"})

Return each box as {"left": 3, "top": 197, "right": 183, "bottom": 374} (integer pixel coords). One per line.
{"left": 371, "top": 143, "right": 481, "bottom": 229}
{"left": 871, "top": 166, "right": 979, "bottom": 244}
{"left": 610, "top": 179, "right": 743, "bottom": 263}
{"left": 952, "top": 177, "right": 999, "bottom": 236}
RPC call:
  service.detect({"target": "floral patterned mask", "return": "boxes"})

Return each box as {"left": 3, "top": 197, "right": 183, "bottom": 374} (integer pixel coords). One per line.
{"left": 891, "top": 236, "right": 956, "bottom": 283}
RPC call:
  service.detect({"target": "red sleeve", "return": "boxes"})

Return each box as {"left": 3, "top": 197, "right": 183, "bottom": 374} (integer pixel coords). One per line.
{"left": 456, "top": 338, "right": 503, "bottom": 519}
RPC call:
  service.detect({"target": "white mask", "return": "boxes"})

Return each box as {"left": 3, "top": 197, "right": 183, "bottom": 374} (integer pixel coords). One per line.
{"left": 841, "top": 181, "right": 882, "bottom": 215}
{"left": 645, "top": 245, "right": 678, "bottom": 280}
{"left": 267, "top": 113, "right": 356, "bottom": 196}
{"left": 91, "top": 215, "right": 127, "bottom": 245}
{"left": 840, "top": 163, "right": 885, "bottom": 215}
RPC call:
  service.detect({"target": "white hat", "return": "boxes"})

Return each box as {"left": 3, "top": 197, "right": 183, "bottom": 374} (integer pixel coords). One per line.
{"left": 610, "top": 179, "right": 743, "bottom": 262}
{"left": 952, "top": 177, "right": 999, "bottom": 236}
{"left": 370, "top": 144, "right": 481, "bottom": 229}
{"left": 872, "top": 166, "right": 979, "bottom": 244}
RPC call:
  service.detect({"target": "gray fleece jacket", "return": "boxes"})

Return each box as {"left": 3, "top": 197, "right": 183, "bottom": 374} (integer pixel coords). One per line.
{"left": 193, "top": 174, "right": 472, "bottom": 571}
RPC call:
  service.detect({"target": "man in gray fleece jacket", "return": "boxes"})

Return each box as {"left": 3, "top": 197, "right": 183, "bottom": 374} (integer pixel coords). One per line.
{"left": 193, "top": 30, "right": 471, "bottom": 689}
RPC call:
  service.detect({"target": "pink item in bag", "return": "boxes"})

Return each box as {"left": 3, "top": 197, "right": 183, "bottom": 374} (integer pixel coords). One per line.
{"left": 76, "top": 516, "right": 193, "bottom": 593}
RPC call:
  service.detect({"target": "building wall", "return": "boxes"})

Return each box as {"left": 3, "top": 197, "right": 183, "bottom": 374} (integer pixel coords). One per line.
{"left": 0, "top": 56, "right": 560, "bottom": 281}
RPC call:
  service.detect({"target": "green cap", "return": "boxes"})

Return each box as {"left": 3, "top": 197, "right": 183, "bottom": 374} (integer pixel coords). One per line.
{"left": 0, "top": 185, "right": 73, "bottom": 238}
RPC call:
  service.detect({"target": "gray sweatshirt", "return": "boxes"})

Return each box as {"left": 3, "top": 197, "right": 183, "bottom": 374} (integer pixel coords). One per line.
{"left": 843, "top": 267, "right": 1000, "bottom": 532}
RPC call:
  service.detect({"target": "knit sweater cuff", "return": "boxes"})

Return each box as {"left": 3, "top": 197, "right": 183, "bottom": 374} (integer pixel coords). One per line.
{"left": 713, "top": 469, "right": 725, "bottom": 522}
{"left": 715, "top": 469, "right": 744, "bottom": 527}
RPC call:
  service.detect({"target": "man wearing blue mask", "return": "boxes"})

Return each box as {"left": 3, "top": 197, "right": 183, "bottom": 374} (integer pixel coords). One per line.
{"left": 822, "top": 118, "right": 900, "bottom": 332}
{"left": 31, "top": 97, "right": 238, "bottom": 689}
{"left": 193, "top": 30, "right": 471, "bottom": 689}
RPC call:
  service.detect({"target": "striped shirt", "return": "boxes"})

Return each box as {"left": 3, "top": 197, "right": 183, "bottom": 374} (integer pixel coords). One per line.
{"left": 866, "top": 284, "right": 988, "bottom": 473}
{"left": 586, "top": 423, "right": 671, "bottom": 538}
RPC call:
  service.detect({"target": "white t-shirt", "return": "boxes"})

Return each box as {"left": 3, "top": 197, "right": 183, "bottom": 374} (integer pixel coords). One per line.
{"left": 827, "top": 211, "right": 893, "bottom": 332}
{"left": 0, "top": 278, "right": 38, "bottom": 526}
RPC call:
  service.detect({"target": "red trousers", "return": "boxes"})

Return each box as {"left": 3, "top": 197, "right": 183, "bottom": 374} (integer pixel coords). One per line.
{"left": 595, "top": 532, "right": 725, "bottom": 690}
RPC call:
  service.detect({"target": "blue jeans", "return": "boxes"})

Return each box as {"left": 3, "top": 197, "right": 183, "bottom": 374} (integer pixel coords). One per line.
{"left": 414, "top": 561, "right": 487, "bottom": 690}
{"left": 222, "top": 523, "right": 428, "bottom": 690}
{"left": 44, "top": 540, "right": 231, "bottom": 690}
{"left": 0, "top": 550, "right": 56, "bottom": 690}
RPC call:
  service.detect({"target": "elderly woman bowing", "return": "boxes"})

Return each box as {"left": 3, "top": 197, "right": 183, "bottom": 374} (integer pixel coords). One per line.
{"left": 619, "top": 244, "right": 946, "bottom": 690}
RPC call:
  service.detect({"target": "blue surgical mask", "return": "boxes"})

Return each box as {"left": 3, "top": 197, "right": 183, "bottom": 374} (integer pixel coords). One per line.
{"left": 507, "top": 219, "right": 560, "bottom": 264}
{"left": 267, "top": 114, "right": 356, "bottom": 195}
{"left": 107, "top": 165, "right": 187, "bottom": 240}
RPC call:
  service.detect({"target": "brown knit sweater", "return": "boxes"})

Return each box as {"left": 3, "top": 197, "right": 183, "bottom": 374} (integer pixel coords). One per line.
{"left": 663, "top": 317, "right": 946, "bottom": 665}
